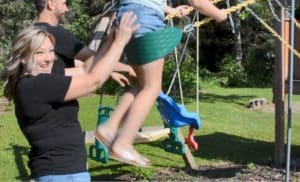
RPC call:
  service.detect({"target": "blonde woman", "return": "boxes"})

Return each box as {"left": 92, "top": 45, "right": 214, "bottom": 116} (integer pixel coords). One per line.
{"left": 3, "top": 12, "right": 138, "bottom": 182}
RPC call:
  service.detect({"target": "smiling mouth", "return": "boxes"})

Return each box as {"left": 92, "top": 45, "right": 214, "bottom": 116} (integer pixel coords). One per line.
{"left": 39, "top": 61, "right": 53, "bottom": 72}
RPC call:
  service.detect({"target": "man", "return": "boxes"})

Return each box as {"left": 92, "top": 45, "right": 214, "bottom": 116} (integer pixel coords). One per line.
{"left": 34, "top": 0, "right": 135, "bottom": 85}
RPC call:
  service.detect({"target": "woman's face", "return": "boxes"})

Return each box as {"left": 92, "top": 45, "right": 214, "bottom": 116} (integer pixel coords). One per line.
{"left": 33, "top": 37, "right": 55, "bottom": 74}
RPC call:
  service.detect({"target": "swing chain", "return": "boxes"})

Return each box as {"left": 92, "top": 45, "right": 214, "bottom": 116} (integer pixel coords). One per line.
{"left": 183, "top": 23, "right": 194, "bottom": 33}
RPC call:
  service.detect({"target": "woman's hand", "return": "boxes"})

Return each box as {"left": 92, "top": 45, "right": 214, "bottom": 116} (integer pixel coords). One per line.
{"left": 114, "top": 62, "right": 136, "bottom": 77}
{"left": 114, "top": 12, "right": 140, "bottom": 47}
{"left": 125, "top": 65, "right": 136, "bottom": 78}
{"left": 111, "top": 72, "right": 132, "bottom": 87}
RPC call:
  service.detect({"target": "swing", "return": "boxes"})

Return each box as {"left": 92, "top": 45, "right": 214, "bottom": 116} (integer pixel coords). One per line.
{"left": 125, "top": 27, "right": 182, "bottom": 64}
{"left": 157, "top": 92, "right": 202, "bottom": 152}
{"left": 89, "top": 91, "right": 116, "bottom": 164}
{"left": 157, "top": 92, "right": 201, "bottom": 129}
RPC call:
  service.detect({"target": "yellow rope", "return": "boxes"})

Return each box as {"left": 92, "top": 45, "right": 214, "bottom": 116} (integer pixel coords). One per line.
{"left": 272, "top": 0, "right": 300, "bottom": 31}
{"left": 247, "top": 11, "right": 300, "bottom": 58}
{"left": 166, "top": 0, "right": 300, "bottom": 31}
{"left": 294, "top": 19, "right": 300, "bottom": 30}
{"left": 165, "top": 0, "right": 300, "bottom": 58}
{"left": 165, "top": 0, "right": 223, "bottom": 20}
{"left": 165, "top": 6, "right": 194, "bottom": 20}
{"left": 194, "top": 0, "right": 256, "bottom": 27}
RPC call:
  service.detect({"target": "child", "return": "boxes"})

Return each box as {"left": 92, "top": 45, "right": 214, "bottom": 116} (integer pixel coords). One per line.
{"left": 96, "top": 0, "right": 227, "bottom": 167}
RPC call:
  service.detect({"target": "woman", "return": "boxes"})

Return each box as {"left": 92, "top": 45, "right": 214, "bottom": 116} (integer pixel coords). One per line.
{"left": 3, "top": 12, "right": 138, "bottom": 181}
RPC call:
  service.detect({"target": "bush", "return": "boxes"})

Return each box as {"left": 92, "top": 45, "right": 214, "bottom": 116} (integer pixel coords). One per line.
{"left": 99, "top": 78, "right": 124, "bottom": 95}
{"left": 243, "top": 42, "right": 274, "bottom": 87}
{"left": 163, "top": 55, "right": 197, "bottom": 98}
{"left": 0, "top": 1, "right": 36, "bottom": 72}
{"left": 216, "top": 55, "right": 248, "bottom": 87}
{"left": 65, "top": 0, "right": 93, "bottom": 42}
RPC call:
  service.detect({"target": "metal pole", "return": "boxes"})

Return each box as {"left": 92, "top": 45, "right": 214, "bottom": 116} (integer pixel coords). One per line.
{"left": 285, "top": 0, "right": 295, "bottom": 181}
{"left": 196, "top": 12, "right": 200, "bottom": 115}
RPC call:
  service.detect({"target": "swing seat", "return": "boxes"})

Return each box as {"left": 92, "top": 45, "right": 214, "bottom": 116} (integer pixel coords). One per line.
{"left": 156, "top": 92, "right": 201, "bottom": 129}
{"left": 125, "top": 27, "right": 182, "bottom": 65}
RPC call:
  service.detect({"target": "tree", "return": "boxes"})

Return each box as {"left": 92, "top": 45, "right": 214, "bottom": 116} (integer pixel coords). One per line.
{"left": 0, "top": 0, "right": 35, "bottom": 70}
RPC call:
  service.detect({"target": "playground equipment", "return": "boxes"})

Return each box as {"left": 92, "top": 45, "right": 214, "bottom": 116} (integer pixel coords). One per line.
{"left": 86, "top": 0, "right": 205, "bottom": 169}
{"left": 85, "top": 0, "right": 300, "bottom": 176}
{"left": 125, "top": 27, "right": 182, "bottom": 64}
{"left": 88, "top": 27, "right": 202, "bottom": 169}
{"left": 88, "top": 91, "right": 202, "bottom": 167}
{"left": 86, "top": 0, "right": 259, "bottom": 170}
{"left": 89, "top": 106, "right": 113, "bottom": 163}
{"left": 157, "top": 92, "right": 201, "bottom": 154}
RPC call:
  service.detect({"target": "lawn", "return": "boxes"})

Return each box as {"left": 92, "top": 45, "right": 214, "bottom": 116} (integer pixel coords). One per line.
{"left": 1, "top": 86, "right": 300, "bottom": 180}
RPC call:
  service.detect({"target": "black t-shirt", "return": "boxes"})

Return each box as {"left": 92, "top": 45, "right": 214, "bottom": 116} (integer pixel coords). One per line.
{"left": 14, "top": 74, "right": 87, "bottom": 177}
{"left": 34, "top": 23, "right": 85, "bottom": 74}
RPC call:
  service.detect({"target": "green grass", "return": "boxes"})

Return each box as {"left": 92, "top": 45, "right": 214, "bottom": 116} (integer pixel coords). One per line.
{"left": 1, "top": 87, "right": 300, "bottom": 180}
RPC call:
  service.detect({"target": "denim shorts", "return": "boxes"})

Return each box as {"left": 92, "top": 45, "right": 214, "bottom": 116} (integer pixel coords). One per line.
{"left": 116, "top": 3, "right": 166, "bottom": 38}
{"left": 35, "top": 172, "right": 90, "bottom": 182}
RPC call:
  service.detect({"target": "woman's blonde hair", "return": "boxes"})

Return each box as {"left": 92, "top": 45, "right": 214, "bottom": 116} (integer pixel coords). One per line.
{"left": 3, "top": 25, "right": 55, "bottom": 101}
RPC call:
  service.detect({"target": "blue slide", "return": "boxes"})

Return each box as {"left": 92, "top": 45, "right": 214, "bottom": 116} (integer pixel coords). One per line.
{"left": 156, "top": 92, "right": 202, "bottom": 129}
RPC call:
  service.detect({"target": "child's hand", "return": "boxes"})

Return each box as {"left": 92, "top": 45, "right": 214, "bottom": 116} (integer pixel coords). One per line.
{"left": 215, "top": 9, "right": 227, "bottom": 22}
{"left": 175, "top": 5, "right": 191, "bottom": 17}
{"left": 114, "top": 12, "right": 140, "bottom": 47}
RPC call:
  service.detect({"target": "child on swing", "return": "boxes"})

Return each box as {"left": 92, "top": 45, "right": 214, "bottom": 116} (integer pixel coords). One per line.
{"left": 96, "top": 0, "right": 227, "bottom": 167}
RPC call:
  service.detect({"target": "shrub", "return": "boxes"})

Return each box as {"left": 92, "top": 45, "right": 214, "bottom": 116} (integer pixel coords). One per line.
{"left": 216, "top": 55, "right": 248, "bottom": 87}
{"left": 163, "top": 55, "right": 197, "bottom": 97}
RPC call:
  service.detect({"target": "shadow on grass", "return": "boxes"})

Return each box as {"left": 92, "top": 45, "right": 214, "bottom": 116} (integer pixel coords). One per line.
{"left": 199, "top": 93, "right": 257, "bottom": 107}
{"left": 89, "top": 164, "right": 132, "bottom": 181}
{"left": 147, "top": 132, "right": 300, "bottom": 179}
{"left": 9, "top": 145, "right": 30, "bottom": 180}
{"left": 194, "top": 132, "right": 275, "bottom": 163}
{"left": 173, "top": 92, "right": 257, "bottom": 107}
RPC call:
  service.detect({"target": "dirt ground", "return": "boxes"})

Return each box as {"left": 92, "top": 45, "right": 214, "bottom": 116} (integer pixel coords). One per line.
{"left": 113, "top": 163, "right": 300, "bottom": 181}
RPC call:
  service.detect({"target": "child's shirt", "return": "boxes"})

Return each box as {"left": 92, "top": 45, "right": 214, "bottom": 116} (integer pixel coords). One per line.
{"left": 120, "top": 0, "right": 167, "bottom": 16}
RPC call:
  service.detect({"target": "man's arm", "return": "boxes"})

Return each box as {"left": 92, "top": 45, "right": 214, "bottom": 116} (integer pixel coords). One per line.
{"left": 65, "top": 32, "right": 136, "bottom": 87}
{"left": 74, "top": 46, "right": 96, "bottom": 61}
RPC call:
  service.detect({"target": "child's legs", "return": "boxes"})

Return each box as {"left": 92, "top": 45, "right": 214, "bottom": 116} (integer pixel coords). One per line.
{"left": 96, "top": 87, "right": 138, "bottom": 136}
{"left": 112, "top": 58, "right": 164, "bottom": 150}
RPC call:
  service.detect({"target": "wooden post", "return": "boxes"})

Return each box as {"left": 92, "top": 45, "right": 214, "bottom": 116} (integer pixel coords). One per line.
{"left": 274, "top": 8, "right": 285, "bottom": 166}
{"left": 88, "top": 16, "right": 110, "bottom": 51}
{"left": 178, "top": 129, "right": 199, "bottom": 170}
{"left": 294, "top": 18, "right": 300, "bottom": 88}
